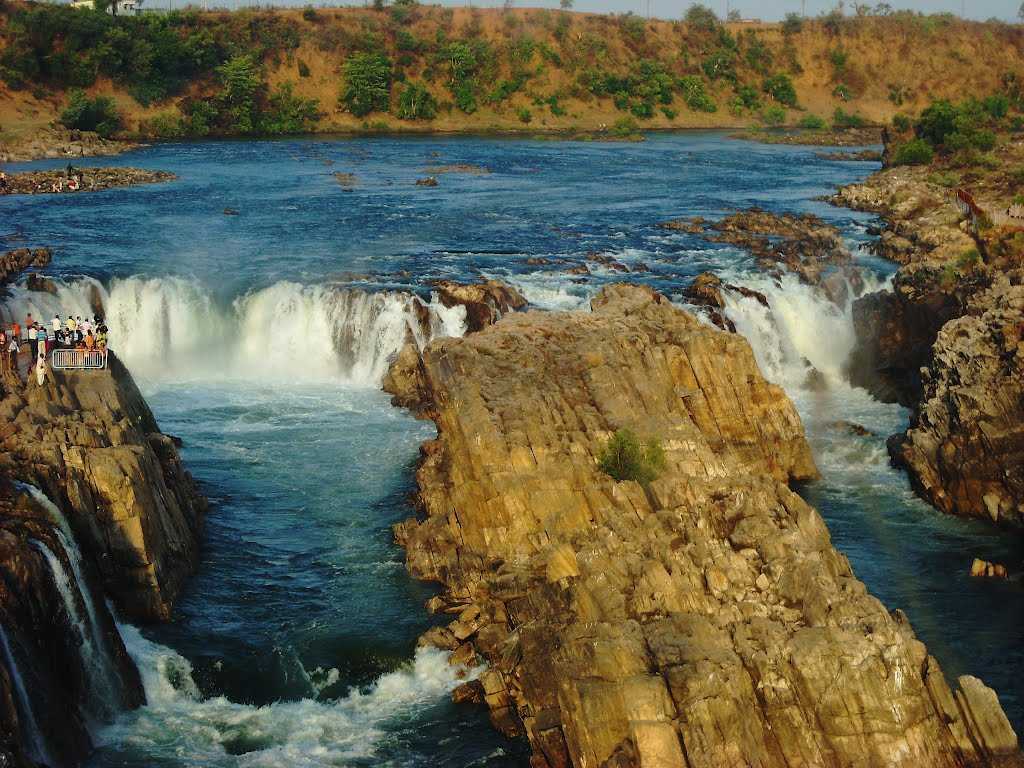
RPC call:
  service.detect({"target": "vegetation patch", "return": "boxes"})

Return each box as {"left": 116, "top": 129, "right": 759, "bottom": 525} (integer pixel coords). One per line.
{"left": 597, "top": 429, "right": 666, "bottom": 484}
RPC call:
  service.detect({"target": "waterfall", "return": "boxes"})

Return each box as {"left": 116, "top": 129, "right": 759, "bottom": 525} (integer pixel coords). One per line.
{"left": 1, "top": 278, "right": 467, "bottom": 386}
{"left": 0, "top": 625, "right": 53, "bottom": 766}
{"left": 18, "top": 484, "right": 123, "bottom": 721}
{"left": 31, "top": 539, "right": 121, "bottom": 723}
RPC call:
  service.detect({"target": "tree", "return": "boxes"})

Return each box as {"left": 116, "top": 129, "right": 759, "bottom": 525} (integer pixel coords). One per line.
{"left": 216, "top": 55, "right": 262, "bottom": 134}
{"left": 874, "top": 2, "right": 893, "bottom": 14}
{"left": 684, "top": 3, "right": 719, "bottom": 31}
{"left": 915, "top": 99, "right": 958, "bottom": 146}
{"left": 1019, "top": 1, "right": 1023, "bottom": 21}
{"left": 60, "top": 89, "right": 121, "bottom": 137}
{"left": 727, "top": 8, "right": 741, "bottom": 21}
{"left": 560, "top": 0, "right": 573, "bottom": 8}
{"left": 340, "top": 52, "right": 392, "bottom": 117}
{"left": 763, "top": 73, "right": 797, "bottom": 106}
{"left": 781, "top": 12, "right": 803, "bottom": 34}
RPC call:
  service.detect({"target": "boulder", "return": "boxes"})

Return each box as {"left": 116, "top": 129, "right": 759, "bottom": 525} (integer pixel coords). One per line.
{"left": 432, "top": 279, "right": 528, "bottom": 333}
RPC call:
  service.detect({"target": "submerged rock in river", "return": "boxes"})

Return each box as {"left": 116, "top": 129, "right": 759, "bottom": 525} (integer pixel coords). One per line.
{"left": 385, "top": 283, "right": 1018, "bottom": 768}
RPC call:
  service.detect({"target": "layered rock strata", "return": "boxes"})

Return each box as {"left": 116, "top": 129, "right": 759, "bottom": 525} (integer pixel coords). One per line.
{"left": 386, "top": 284, "right": 1019, "bottom": 768}
{"left": 889, "top": 275, "right": 1024, "bottom": 526}
{"left": 0, "top": 353, "right": 206, "bottom": 621}
{"left": 0, "top": 248, "right": 51, "bottom": 287}
{"left": 433, "top": 280, "right": 528, "bottom": 333}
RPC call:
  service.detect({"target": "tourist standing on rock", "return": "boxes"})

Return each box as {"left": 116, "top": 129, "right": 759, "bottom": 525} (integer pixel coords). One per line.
{"left": 66, "top": 315, "right": 76, "bottom": 337}
{"left": 84, "top": 331, "right": 96, "bottom": 352}
{"left": 36, "top": 324, "right": 46, "bottom": 358}
{"left": 27, "top": 323, "right": 37, "bottom": 360}
{"left": 52, "top": 313, "right": 61, "bottom": 334}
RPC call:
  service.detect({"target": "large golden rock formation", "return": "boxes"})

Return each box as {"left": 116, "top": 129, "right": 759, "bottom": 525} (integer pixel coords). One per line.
{"left": 386, "top": 284, "right": 1018, "bottom": 768}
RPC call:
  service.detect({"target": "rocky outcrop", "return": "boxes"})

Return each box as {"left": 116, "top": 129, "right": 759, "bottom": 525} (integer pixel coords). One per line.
{"left": 0, "top": 127, "right": 136, "bottom": 164}
{"left": 0, "top": 483, "right": 145, "bottom": 768}
{"left": 889, "top": 275, "right": 1024, "bottom": 527}
{"left": 0, "top": 353, "right": 206, "bottom": 621}
{"left": 664, "top": 209, "right": 854, "bottom": 286}
{"left": 848, "top": 263, "right": 988, "bottom": 405}
{"left": 682, "top": 271, "right": 768, "bottom": 333}
{"left": 433, "top": 279, "right": 527, "bottom": 333}
{"left": 0, "top": 168, "right": 175, "bottom": 196}
{"left": 0, "top": 249, "right": 51, "bottom": 287}
{"left": 386, "top": 284, "right": 1018, "bottom": 768}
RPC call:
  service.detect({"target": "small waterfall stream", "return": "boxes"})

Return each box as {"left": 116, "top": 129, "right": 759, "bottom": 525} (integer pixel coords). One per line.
{"left": 0, "top": 625, "right": 52, "bottom": 766}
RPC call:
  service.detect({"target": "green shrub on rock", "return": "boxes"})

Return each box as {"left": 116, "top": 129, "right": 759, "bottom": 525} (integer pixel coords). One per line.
{"left": 597, "top": 429, "right": 666, "bottom": 484}
{"left": 892, "top": 138, "right": 934, "bottom": 166}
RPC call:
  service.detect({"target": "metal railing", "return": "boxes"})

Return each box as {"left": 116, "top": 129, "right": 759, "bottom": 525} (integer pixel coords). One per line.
{"left": 51, "top": 349, "right": 107, "bottom": 370}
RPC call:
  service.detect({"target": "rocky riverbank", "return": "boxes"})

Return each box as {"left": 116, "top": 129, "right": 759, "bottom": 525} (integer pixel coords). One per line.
{"left": 0, "top": 127, "right": 137, "bottom": 164}
{"left": 385, "top": 284, "right": 1019, "bottom": 768}
{"left": 833, "top": 136, "right": 1024, "bottom": 526}
{"left": 1, "top": 167, "right": 175, "bottom": 196}
{"left": 732, "top": 126, "right": 884, "bottom": 147}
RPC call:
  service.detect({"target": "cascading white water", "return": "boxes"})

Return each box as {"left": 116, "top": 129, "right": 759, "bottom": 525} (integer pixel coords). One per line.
{"left": 1, "top": 278, "right": 467, "bottom": 386}
{"left": 0, "top": 625, "right": 52, "bottom": 766}
{"left": 720, "top": 270, "right": 889, "bottom": 392}
{"left": 96, "top": 624, "right": 479, "bottom": 767}
{"left": 18, "top": 484, "right": 123, "bottom": 719}
{"left": 30, "top": 539, "right": 121, "bottom": 723}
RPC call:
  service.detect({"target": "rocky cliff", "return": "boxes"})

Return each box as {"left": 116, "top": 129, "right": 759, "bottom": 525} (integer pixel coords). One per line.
{"left": 889, "top": 274, "right": 1024, "bottom": 526}
{"left": 834, "top": 137, "right": 1024, "bottom": 527}
{"left": 0, "top": 483, "right": 145, "bottom": 768}
{"left": 0, "top": 354, "right": 206, "bottom": 622}
{"left": 386, "top": 284, "right": 1019, "bottom": 768}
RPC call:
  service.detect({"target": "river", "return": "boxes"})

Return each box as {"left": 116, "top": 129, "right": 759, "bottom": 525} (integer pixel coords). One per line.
{"left": 1, "top": 132, "right": 1021, "bottom": 767}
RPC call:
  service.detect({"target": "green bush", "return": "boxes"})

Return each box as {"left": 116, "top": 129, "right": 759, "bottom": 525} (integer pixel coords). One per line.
{"left": 597, "top": 429, "right": 666, "bottom": 484}
{"left": 661, "top": 106, "right": 677, "bottom": 119}
{"left": 396, "top": 81, "right": 437, "bottom": 120}
{"left": 781, "top": 12, "right": 803, "bottom": 34}
{"left": 915, "top": 99, "right": 958, "bottom": 146}
{"left": 762, "top": 73, "right": 797, "bottom": 107}
{"left": 701, "top": 49, "right": 736, "bottom": 82}
{"left": 833, "top": 107, "right": 866, "bottom": 129}
{"left": 676, "top": 75, "right": 714, "bottom": 113}
{"left": 733, "top": 84, "right": 760, "bottom": 111}
{"left": 892, "top": 113, "right": 912, "bottom": 132}
{"left": 261, "top": 82, "right": 320, "bottom": 134}
{"left": 610, "top": 116, "right": 640, "bottom": 137}
{"left": 59, "top": 88, "right": 121, "bottom": 137}
{"left": 302, "top": 6, "right": 319, "bottom": 21}
{"left": 516, "top": 106, "right": 532, "bottom": 123}
{"left": 341, "top": 52, "right": 392, "bottom": 117}
{"left": 983, "top": 93, "right": 1009, "bottom": 120}
{"left": 297, "top": 60, "right": 310, "bottom": 78}
{"left": 892, "top": 138, "right": 934, "bottom": 166}
{"left": 832, "top": 83, "right": 852, "bottom": 102}
{"left": 798, "top": 114, "right": 826, "bottom": 130}
{"left": 760, "top": 105, "right": 786, "bottom": 126}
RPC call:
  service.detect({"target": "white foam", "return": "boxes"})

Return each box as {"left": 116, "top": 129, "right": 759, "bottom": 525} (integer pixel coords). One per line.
{"left": 99, "top": 624, "right": 477, "bottom": 767}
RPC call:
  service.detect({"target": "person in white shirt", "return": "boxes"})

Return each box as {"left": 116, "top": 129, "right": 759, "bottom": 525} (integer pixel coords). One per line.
{"left": 52, "top": 314, "right": 61, "bottom": 334}
{"left": 27, "top": 324, "right": 37, "bottom": 360}
{"left": 35, "top": 354, "right": 47, "bottom": 387}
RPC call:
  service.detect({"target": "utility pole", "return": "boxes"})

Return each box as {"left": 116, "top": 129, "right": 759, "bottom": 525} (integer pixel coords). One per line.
{"left": 801, "top": 0, "right": 806, "bottom": 17}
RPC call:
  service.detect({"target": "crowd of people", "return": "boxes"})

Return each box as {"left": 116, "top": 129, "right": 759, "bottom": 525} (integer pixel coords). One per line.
{"left": 1, "top": 311, "right": 109, "bottom": 386}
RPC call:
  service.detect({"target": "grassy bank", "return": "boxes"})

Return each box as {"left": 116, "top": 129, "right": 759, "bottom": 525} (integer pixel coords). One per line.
{"left": 0, "top": 1, "right": 1022, "bottom": 144}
